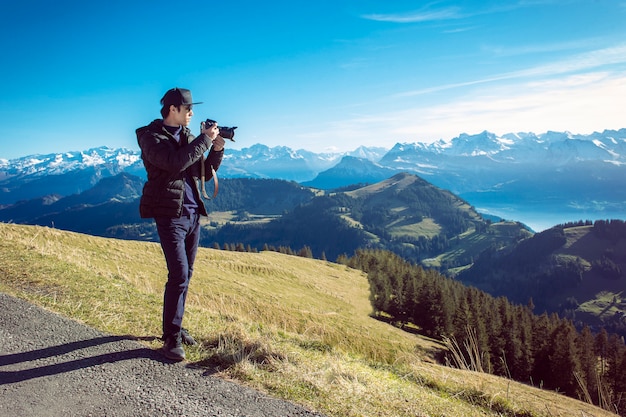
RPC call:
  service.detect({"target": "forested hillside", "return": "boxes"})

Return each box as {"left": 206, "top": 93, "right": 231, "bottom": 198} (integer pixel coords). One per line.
{"left": 456, "top": 220, "right": 626, "bottom": 339}
{"left": 344, "top": 249, "right": 626, "bottom": 414}
{"left": 203, "top": 173, "right": 530, "bottom": 265}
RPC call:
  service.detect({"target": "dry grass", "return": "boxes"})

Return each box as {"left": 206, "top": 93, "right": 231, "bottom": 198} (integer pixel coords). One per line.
{"left": 0, "top": 223, "right": 618, "bottom": 417}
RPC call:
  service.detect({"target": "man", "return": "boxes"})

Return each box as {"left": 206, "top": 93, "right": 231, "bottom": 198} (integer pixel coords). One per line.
{"left": 136, "top": 87, "right": 226, "bottom": 361}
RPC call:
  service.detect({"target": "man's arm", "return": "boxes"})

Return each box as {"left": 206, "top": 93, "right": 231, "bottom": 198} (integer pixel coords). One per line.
{"left": 139, "top": 132, "right": 212, "bottom": 174}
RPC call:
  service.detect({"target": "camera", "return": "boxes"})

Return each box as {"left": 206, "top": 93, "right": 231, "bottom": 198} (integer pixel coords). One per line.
{"left": 205, "top": 119, "right": 237, "bottom": 141}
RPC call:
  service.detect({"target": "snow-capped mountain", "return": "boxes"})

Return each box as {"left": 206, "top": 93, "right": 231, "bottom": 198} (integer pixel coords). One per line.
{"left": 0, "top": 147, "right": 145, "bottom": 205}
{"left": 2, "top": 129, "right": 625, "bottom": 226}
{"left": 4, "top": 128, "right": 621, "bottom": 184}
{"left": 0, "top": 146, "right": 141, "bottom": 179}
{"left": 381, "top": 129, "right": 626, "bottom": 165}
{"left": 220, "top": 144, "right": 341, "bottom": 182}
{"left": 218, "top": 144, "right": 389, "bottom": 182}
{"left": 301, "top": 156, "right": 397, "bottom": 189}
{"left": 0, "top": 144, "right": 389, "bottom": 204}
{"left": 0, "top": 144, "right": 392, "bottom": 183}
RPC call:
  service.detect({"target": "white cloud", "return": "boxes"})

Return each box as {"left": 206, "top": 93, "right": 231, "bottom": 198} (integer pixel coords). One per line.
{"left": 360, "top": 1, "right": 556, "bottom": 24}
{"left": 394, "top": 42, "right": 626, "bottom": 99}
{"left": 362, "top": 7, "right": 462, "bottom": 23}
{"left": 294, "top": 71, "right": 626, "bottom": 151}
{"left": 392, "top": 72, "right": 626, "bottom": 140}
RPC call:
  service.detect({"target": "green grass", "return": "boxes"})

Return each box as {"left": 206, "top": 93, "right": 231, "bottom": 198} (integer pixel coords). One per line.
{"left": 0, "top": 223, "right": 617, "bottom": 417}
{"left": 423, "top": 221, "right": 531, "bottom": 270}
{"left": 389, "top": 216, "right": 442, "bottom": 238}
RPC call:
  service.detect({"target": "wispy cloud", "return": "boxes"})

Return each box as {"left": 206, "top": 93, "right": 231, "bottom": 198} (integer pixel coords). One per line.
{"left": 394, "top": 43, "right": 626, "bottom": 98}
{"left": 360, "top": 1, "right": 546, "bottom": 24}
{"left": 362, "top": 6, "right": 463, "bottom": 23}
{"left": 396, "top": 72, "right": 626, "bottom": 140}
{"left": 297, "top": 69, "right": 626, "bottom": 151}
{"left": 482, "top": 38, "right": 599, "bottom": 57}
{"left": 442, "top": 26, "right": 477, "bottom": 34}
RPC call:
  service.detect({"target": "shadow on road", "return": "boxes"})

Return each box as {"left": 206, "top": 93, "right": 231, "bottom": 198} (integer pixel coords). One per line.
{"left": 0, "top": 334, "right": 171, "bottom": 384}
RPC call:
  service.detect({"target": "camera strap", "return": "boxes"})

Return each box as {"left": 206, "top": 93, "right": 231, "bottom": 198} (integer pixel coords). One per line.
{"left": 200, "top": 156, "right": 218, "bottom": 199}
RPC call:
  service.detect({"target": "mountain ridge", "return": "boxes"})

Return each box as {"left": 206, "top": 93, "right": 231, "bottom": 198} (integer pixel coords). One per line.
{"left": 2, "top": 128, "right": 625, "bottom": 231}
{"left": 2, "top": 128, "right": 624, "bottom": 186}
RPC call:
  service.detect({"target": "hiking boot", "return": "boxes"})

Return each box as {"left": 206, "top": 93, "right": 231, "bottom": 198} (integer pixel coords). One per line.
{"left": 161, "top": 333, "right": 185, "bottom": 361}
{"left": 181, "top": 328, "right": 197, "bottom": 346}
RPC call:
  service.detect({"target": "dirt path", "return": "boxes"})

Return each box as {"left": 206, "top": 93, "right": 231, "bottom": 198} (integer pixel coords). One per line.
{"left": 0, "top": 293, "right": 326, "bottom": 417}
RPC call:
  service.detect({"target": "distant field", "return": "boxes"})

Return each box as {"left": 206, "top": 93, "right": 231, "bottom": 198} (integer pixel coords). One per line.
{"left": 203, "top": 211, "right": 281, "bottom": 228}
{"left": 389, "top": 216, "right": 441, "bottom": 238}
{"left": 423, "top": 221, "right": 531, "bottom": 269}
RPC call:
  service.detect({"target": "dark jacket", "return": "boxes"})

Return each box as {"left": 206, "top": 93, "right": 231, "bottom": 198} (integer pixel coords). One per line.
{"left": 136, "top": 119, "right": 224, "bottom": 219}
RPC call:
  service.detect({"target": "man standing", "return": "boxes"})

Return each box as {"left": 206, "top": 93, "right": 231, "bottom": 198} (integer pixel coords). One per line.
{"left": 136, "top": 87, "right": 226, "bottom": 361}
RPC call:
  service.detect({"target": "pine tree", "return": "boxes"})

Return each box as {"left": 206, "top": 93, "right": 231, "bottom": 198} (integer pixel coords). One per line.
{"left": 513, "top": 305, "right": 534, "bottom": 381}
{"left": 547, "top": 321, "right": 581, "bottom": 396}
{"left": 615, "top": 348, "right": 626, "bottom": 416}
{"left": 499, "top": 300, "right": 523, "bottom": 380}
{"left": 605, "top": 334, "right": 626, "bottom": 396}
{"left": 595, "top": 328, "right": 609, "bottom": 375}
{"left": 297, "top": 246, "right": 313, "bottom": 258}
{"left": 468, "top": 289, "right": 490, "bottom": 372}
{"left": 419, "top": 276, "right": 454, "bottom": 338}
{"left": 531, "top": 312, "right": 555, "bottom": 388}
{"left": 451, "top": 294, "right": 472, "bottom": 340}
{"left": 486, "top": 297, "right": 508, "bottom": 376}
{"left": 576, "top": 326, "right": 599, "bottom": 404}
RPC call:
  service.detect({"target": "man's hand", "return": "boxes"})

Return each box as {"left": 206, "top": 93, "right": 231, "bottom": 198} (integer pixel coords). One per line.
{"left": 212, "top": 135, "right": 226, "bottom": 152}
{"left": 201, "top": 121, "right": 220, "bottom": 141}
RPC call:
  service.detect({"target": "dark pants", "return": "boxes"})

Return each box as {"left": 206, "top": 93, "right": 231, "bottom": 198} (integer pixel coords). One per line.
{"left": 155, "top": 213, "right": 201, "bottom": 338}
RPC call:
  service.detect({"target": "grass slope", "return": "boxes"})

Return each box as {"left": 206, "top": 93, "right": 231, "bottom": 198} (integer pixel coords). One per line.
{"left": 424, "top": 221, "right": 532, "bottom": 271}
{"left": 0, "top": 223, "right": 617, "bottom": 417}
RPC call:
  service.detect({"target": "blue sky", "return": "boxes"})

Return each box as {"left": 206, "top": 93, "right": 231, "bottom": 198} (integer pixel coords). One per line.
{"left": 1, "top": 0, "right": 625, "bottom": 159}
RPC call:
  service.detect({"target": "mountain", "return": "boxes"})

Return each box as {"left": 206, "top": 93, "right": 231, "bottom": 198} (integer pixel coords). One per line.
{"left": 0, "top": 173, "right": 317, "bottom": 241}
{"left": 219, "top": 144, "right": 339, "bottom": 182}
{"left": 0, "top": 146, "right": 141, "bottom": 178}
{"left": 0, "top": 146, "right": 143, "bottom": 205}
{"left": 455, "top": 220, "right": 626, "bottom": 339}
{"left": 3, "top": 129, "right": 624, "bottom": 188}
{"left": 373, "top": 129, "right": 626, "bottom": 194}
{"left": 0, "top": 145, "right": 386, "bottom": 204}
{"left": 379, "top": 129, "right": 626, "bottom": 165}
{"left": 209, "top": 144, "right": 389, "bottom": 182}
{"left": 0, "top": 170, "right": 529, "bottom": 271}
{"left": 376, "top": 129, "right": 626, "bottom": 229}
{"left": 205, "top": 172, "right": 530, "bottom": 266}
{"left": 301, "top": 156, "right": 398, "bottom": 189}
{"left": 0, "top": 172, "right": 149, "bottom": 236}
{"left": 2, "top": 128, "right": 625, "bottom": 230}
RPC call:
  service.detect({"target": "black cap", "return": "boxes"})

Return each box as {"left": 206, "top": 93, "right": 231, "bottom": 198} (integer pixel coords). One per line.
{"left": 160, "top": 87, "right": 203, "bottom": 107}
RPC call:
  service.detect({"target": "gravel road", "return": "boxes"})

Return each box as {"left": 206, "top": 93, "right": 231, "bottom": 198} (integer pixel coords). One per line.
{"left": 0, "top": 293, "right": 327, "bottom": 417}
